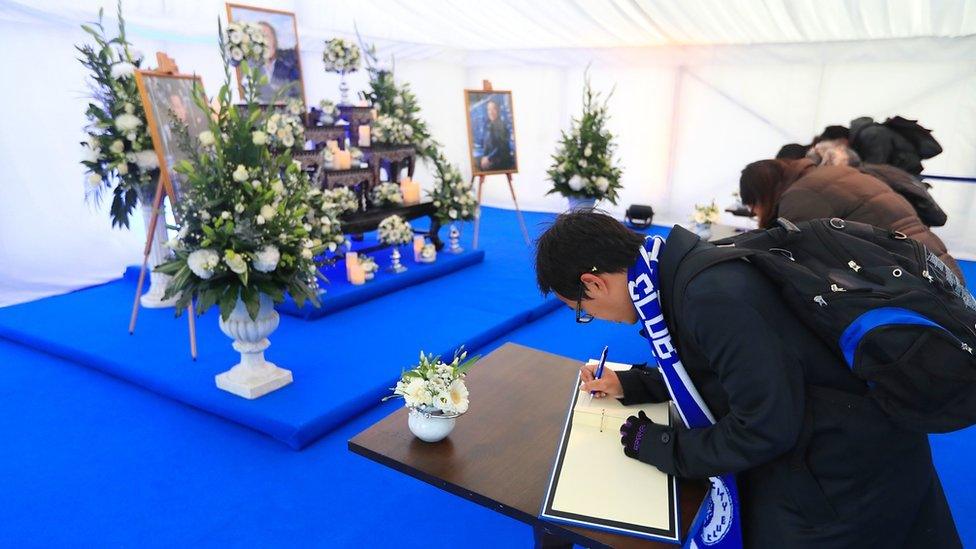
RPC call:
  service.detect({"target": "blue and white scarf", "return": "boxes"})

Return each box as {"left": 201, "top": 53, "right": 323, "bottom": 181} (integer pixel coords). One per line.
{"left": 628, "top": 235, "right": 743, "bottom": 549}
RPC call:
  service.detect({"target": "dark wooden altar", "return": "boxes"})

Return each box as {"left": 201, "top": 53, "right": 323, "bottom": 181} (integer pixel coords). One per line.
{"left": 361, "top": 144, "right": 417, "bottom": 185}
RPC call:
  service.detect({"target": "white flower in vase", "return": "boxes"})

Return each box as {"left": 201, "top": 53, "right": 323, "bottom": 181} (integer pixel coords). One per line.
{"left": 251, "top": 131, "right": 267, "bottom": 145}
{"left": 187, "top": 249, "right": 219, "bottom": 279}
{"left": 223, "top": 250, "right": 248, "bottom": 275}
{"left": 693, "top": 210, "right": 707, "bottom": 224}
{"left": 567, "top": 175, "right": 584, "bottom": 192}
{"left": 253, "top": 245, "right": 281, "bottom": 273}
{"left": 114, "top": 113, "right": 142, "bottom": 132}
{"left": 595, "top": 177, "right": 610, "bottom": 192}
{"left": 232, "top": 164, "right": 249, "bottom": 182}
{"left": 445, "top": 379, "right": 469, "bottom": 414}
{"left": 259, "top": 204, "right": 276, "bottom": 221}
{"left": 86, "top": 173, "right": 102, "bottom": 188}
{"left": 110, "top": 62, "right": 135, "bottom": 79}
{"left": 109, "top": 139, "right": 125, "bottom": 154}
{"left": 132, "top": 150, "right": 159, "bottom": 170}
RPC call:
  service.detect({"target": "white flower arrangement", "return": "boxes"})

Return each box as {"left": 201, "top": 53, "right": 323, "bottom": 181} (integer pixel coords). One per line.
{"left": 420, "top": 243, "right": 436, "bottom": 262}
{"left": 286, "top": 98, "right": 305, "bottom": 117}
{"left": 321, "top": 186, "right": 359, "bottom": 215}
{"left": 428, "top": 153, "right": 477, "bottom": 223}
{"left": 265, "top": 111, "right": 305, "bottom": 150}
{"left": 378, "top": 214, "right": 414, "bottom": 246}
{"left": 317, "top": 99, "right": 339, "bottom": 125}
{"left": 371, "top": 182, "right": 403, "bottom": 208}
{"left": 304, "top": 188, "right": 347, "bottom": 257}
{"left": 322, "top": 38, "right": 361, "bottom": 73}
{"left": 547, "top": 73, "right": 624, "bottom": 204}
{"left": 358, "top": 254, "right": 378, "bottom": 277}
{"left": 371, "top": 114, "right": 413, "bottom": 145}
{"left": 692, "top": 200, "right": 721, "bottom": 225}
{"left": 224, "top": 21, "right": 271, "bottom": 67}
{"left": 386, "top": 349, "right": 477, "bottom": 415}
{"left": 77, "top": 6, "right": 156, "bottom": 228}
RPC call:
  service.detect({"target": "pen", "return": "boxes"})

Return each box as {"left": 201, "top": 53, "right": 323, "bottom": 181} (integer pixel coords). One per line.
{"left": 587, "top": 345, "right": 609, "bottom": 404}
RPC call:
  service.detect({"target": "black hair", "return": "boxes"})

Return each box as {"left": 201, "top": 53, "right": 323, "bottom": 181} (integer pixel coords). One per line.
{"left": 775, "top": 143, "right": 809, "bottom": 160}
{"left": 818, "top": 125, "right": 850, "bottom": 142}
{"left": 535, "top": 209, "right": 646, "bottom": 299}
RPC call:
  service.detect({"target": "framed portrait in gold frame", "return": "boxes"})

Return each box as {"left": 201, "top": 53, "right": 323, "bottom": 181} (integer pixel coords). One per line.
{"left": 225, "top": 3, "right": 307, "bottom": 107}
{"left": 464, "top": 89, "right": 519, "bottom": 176}
{"left": 133, "top": 70, "right": 209, "bottom": 205}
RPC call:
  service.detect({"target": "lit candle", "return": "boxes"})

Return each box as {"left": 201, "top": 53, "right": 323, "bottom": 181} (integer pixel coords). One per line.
{"left": 401, "top": 178, "right": 420, "bottom": 205}
{"left": 334, "top": 150, "right": 352, "bottom": 170}
{"left": 413, "top": 236, "right": 425, "bottom": 262}
{"left": 370, "top": 108, "right": 378, "bottom": 120}
{"left": 345, "top": 251, "right": 359, "bottom": 282}
{"left": 358, "top": 125, "right": 371, "bottom": 148}
{"left": 326, "top": 140, "right": 340, "bottom": 153}
{"left": 349, "top": 264, "right": 366, "bottom": 285}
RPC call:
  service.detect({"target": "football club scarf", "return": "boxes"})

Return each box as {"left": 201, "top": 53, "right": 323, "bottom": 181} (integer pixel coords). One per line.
{"left": 627, "top": 235, "right": 743, "bottom": 549}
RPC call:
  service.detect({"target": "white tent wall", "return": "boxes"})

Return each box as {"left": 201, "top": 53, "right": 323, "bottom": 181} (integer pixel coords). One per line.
{"left": 1, "top": 1, "right": 975, "bottom": 306}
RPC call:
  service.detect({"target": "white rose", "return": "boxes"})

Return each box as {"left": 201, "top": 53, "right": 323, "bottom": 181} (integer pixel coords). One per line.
{"left": 234, "top": 203, "right": 245, "bottom": 214}
{"left": 198, "top": 131, "right": 215, "bottom": 147}
{"left": 200, "top": 211, "right": 211, "bottom": 221}
{"left": 584, "top": 145, "right": 592, "bottom": 157}
{"left": 282, "top": 133, "right": 295, "bottom": 148}
{"left": 393, "top": 96, "right": 403, "bottom": 106}
{"left": 251, "top": 131, "right": 267, "bottom": 145}
{"left": 271, "top": 179, "right": 285, "bottom": 195}
{"left": 256, "top": 215, "right": 265, "bottom": 225}
{"left": 110, "top": 62, "right": 135, "bottom": 79}
{"left": 132, "top": 150, "right": 159, "bottom": 170}
{"left": 232, "top": 164, "right": 249, "bottom": 182}
{"left": 567, "top": 175, "right": 584, "bottom": 192}
{"left": 449, "top": 209, "right": 458, "bottom": 219}
{"left": 109, "top": 139, "right": 125, "bottom": 154}
{"left": 224, "top": 251, "right": 247, "bottom": 275}
{"left": 301, "top": 248, "right": 313, "bottom": 260}
{"left": 187, "top": 249, "right": 219, "bottom": 279}
{"left": 83, "top": 146, "right": 100, "bottom": 163}
{"left": 401, "top": 378, "right": 431, "bottom": 408}
{"left": 86, "top": 173, "right": 102, "bottom": 188}
{"left": 117, "top": 162, "right": 129, "bottom": 175}
{"left": 124, "top": 103, "right": 135, "bottom": 115}
{"left": 221, "top": 211, "right": 231, "bottom": 220}
{"left": 403, "top": 125, "right": 413, "bottom": 137}
{"left": 595, "top": 177, "right": 609, "bottom": 192}
{"left": 260, "top": 204, "right": 276, "bottom": 220}
{"left": 693, "top": 210, "right": 707, "bottom": 224}
{"left": 578, "top": 159, "right": 588, "bottom": 168}
{"left": 114, "top": 113, "right": 142, "bottom": 132}
{"left": 252, "top": 245, "right": 280, "bottom": 273}
{"left": 229, "top": 30, "right": 243, "bottom": 45}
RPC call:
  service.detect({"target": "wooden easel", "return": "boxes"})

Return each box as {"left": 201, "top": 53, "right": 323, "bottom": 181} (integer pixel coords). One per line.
{"left": 129, "top": 52, "right": 198, "bottom": 360}
{"left": 469, "top": 80, "right": 530, "bottom": 250}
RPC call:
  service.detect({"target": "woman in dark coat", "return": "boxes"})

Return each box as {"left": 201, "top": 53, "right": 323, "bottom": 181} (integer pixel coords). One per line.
{"left": 739, "top": 158, "right": 963, "bottom": 281}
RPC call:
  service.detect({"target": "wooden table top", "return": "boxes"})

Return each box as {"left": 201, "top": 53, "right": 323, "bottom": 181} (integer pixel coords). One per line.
{"left": 348, "top": 342, "right": 704, "bottom": 548}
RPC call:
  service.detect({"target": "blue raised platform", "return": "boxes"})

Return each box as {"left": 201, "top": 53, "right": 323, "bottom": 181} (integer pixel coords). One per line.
{"left": 0, "top": 208, "right": 560, "bottom": 450}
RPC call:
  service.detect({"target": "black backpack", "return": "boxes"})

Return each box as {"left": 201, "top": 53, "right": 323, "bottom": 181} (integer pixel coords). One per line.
{"left": 669, "top": 218, "right": 976, "bottom": 433}
{"left": 883, "top": 116, "right": 943, "bottom": 160}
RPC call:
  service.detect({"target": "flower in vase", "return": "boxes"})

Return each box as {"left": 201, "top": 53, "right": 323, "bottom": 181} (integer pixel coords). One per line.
{"left": 223, "top": 250, "right": 248, "bottom": 275}
{"left": 187, "top": 249, "right": 219, "bottom": 279}
{"left": 110, "top": 62, "right": 135, "bottom": 79}
{"left": 253, "top": 245, "right": 281, "bottom": 273}
{"left": 595, "top": 177, "right": 609, "bottom": 192}
{"left": 232, "top": 164, "right": 249, "bottom": 182}
{"left": 86, "top": 173, "right": 102, "bottom": 188}
{"left": 260, "top": 203, "right": 276, "bottom": 221}
{"left": 693, "top": 210, "right": 708, "bottom": 224}
{"left": 199, "top": 131, "right": 215, "bottom": 147}
{"left": 567, "top": 174, "right": 584, "bottom": 192}
{"left": 445, "top": 379, "right": 469, "bottom": 414}
{"left": 131, "top": 150, "right": 159, "bottom": 170}
{"left": 115, "top": 113, "right": 142, "bottom": 132}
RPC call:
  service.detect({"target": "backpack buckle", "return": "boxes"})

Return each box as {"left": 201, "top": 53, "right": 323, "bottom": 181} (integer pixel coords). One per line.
{"left": 891, "top": 230, "right": 908, "bottom": 240}
{"left": 776, "top": 218, "right": 801, "bottom": 233}
{"left": 829, "top": 218, "right": 846, "bottom": 230}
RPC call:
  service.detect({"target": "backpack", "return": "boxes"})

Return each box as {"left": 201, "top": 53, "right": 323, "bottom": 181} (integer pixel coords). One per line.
{"left": 883, "top": 116, "right": 943, "bottom": 160}
{"left": 669, "top": 218, "right": 976, "bottom": 433}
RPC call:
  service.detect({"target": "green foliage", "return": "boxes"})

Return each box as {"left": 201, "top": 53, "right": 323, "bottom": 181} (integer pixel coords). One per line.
{"left": 546, "top": 71, "right": 624, "bottom": 204}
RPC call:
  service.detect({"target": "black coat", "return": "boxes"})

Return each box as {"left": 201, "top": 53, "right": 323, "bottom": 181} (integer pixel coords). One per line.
{"left": 616, "top": 227, "right": 960, "bottom": 548}
{"left": 850, "top": 117, "right": 924, "bottom": 175}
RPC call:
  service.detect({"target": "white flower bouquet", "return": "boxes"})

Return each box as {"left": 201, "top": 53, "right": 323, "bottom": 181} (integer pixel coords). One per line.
{"left": 286, "top": 98, "right": 305, "bottom": 117}
{"left": 322, "top": 38, "right": 361, "bottom": 73}
{"left": 692, "top": 200, "right": 721, "bottom": 225}
{"left": 225, "top": 20, "right": 271, "bottom": 67}
{"left": 419, "top": 243, "right": 436, "bottom": 263}
{"left": 371, "top": 182, "right": 403, "bottom": 208}
{"left": 304, "top": 188, "right": 347, "bottom": 257}
{"left": 547, "top": 73, "right": 623, "bottom": 204}
{"left": 378, "top": 214, "right": 414, "bottom": 246}
{"left": 428, "top": 152, "right": 476, "bottom": 224}
{"left": 371, "top": 114, "right": 413, "bottom": 146}
{"left": 358, "top": 254, "right": 378, "bottom": 279}
{"left": 322, "top": 186, "right": 359, "bottom": 215}
{"left": 386, "top": 349, "right": 478, "bottom": 416}
{"left": 264, "top": 111, "right": 305, "bottom": 150}
{"left": 317, "top": 99, "right": 339, "bottom": 125}
{"left": 155, "top": 22, "right": 325, "bottom": 321}
{"left": 77, "top": 5, "right": 156, "bottom": 228}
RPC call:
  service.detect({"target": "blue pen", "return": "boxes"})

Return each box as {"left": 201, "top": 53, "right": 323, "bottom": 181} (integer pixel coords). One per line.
{"left": 588, "top": 345, "right": 609, "bottom": 401}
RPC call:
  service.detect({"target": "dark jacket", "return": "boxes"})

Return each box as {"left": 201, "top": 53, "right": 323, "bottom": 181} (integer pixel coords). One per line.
{"left": 857, "top": 163, "right": 948, "bottom": 227}
{"left": 850, "top": 117, "right": 923, "bottom": 175}
{"left": 480, "top": 118, "right": 514, "bottom": 171}
{"left": 616, "top": 228, "right": 960, "bottom": 547}
{"left": 776, "top": 160, "right": 963, "bottom": 281}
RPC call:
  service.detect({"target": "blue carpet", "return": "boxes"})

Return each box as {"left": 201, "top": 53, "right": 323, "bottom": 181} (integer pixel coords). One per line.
{"left": 0, "top": 207, "right": 559, "bottom": 450}
{"left": 0, "top": 340, "right": 529, "bottom": 547}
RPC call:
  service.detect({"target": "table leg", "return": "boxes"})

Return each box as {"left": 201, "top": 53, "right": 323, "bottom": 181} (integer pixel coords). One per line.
{"left": 533, "top": 525, "right": 574, "bottom": 549}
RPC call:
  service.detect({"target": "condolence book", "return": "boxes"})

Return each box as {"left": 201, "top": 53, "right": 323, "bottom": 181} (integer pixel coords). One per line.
{"left": 540, "top": 360, "right": 680, "bottom": 544}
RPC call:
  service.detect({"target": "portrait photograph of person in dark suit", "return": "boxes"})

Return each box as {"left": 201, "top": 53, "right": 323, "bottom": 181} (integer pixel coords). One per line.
{"left": 465, "top": 90, "right": 518, "bottom": 175}
{"left": 226, "top": 4, "right": 305, "bottom": 105}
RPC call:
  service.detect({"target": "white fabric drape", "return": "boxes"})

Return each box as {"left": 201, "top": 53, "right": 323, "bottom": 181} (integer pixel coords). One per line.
{"left": 1, "top": 0, "right": 975, "bottom": 306}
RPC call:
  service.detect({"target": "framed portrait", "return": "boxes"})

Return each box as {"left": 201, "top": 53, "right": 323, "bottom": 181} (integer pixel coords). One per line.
{"left": 226, "top": 3, "right": 306, "bottom": 107}
{"left": 464, "top": 90, "right": 518, "bottom": 175}
{"left": 134, "top": 70, "right": 209, "bottom": 203}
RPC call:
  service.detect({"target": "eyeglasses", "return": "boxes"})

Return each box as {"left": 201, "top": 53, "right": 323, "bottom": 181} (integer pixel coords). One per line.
{"left": 575, "top": 267, "right": 597, "bottom": 324}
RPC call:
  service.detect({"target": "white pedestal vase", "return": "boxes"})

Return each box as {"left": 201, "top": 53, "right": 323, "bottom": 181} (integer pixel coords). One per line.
{"left": 567, "top": 196, "right": 597, "bottom": 211}
{"left": 215, "top": 294, "right": 293, "bottom": 399}
{"left": 447, "top": 224, "right": 464, "bottom": 254}
{"left": 139, "top": 202, "right": 179, "bottom": 308}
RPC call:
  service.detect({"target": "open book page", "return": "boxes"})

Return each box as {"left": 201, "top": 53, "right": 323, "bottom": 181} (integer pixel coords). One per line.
{"left": 542, "top": 359, "right": 678, "bottom": 542}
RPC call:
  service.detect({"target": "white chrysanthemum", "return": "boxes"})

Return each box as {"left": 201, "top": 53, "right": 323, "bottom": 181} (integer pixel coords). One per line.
{"left": 86, "top": 173, "right": 102, "bottom": 188}
{"left": 230, "top": 48, "right": 244, "bottom": 62}
{"left": 131, "top": 150, "right": 159, "bottom": 170}
{"left": 253, "top": 245, "right": 280, "bottom": 273}
{"left": 198, "top": 131, "right": 215, "bottom": 147}
{"left": 115, "top": 113, "right": 142, "bottom": 133}
{"left": 584, "top": 145, "right": 592, "bottom": 157}
{"left": 110, "top": 62, "right": 135, "bottom": 79}
{"left": 117, "top": 162, "right": 129, "bottom": 175}
{"left": 187, "top": 249, "right": 219, "bottom": 279}
{"left": 82, "top": 146, "right": 100, "bottom": 163}
{"left": 595, "top": 177, "right": 609, "bottom": 192}
{"left": 578, "top": 159, "right": 588, "bottom": 168}
{"left": 282, "top": 133, "right": 295, "bottom": 148}
{"left": 229, "top": 30, "right": 243, "bottom": 44}
{"left": 232, "top": 164, "right": 249, "bottom": 182}
{"left": 260, "top": 204, "right": 276, "bottom": 221}
{"left": 401, "top": 378, "right": 431, "bottom": 408}
{"left": 567, "top": 175, "right": 584, "bottom": 192}
{"left": 271, "top": 179, "right": 285, "bottom": 195}
{"left": 252, "top": 131, "right": 267, "bottom": 146}
{"left": 109, "top": 139, "right": 125, "bottom": 154}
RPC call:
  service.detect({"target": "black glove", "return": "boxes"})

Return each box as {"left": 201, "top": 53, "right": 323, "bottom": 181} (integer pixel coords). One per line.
{"left": 619, "top": 410, "right": 653, "bottom": 459}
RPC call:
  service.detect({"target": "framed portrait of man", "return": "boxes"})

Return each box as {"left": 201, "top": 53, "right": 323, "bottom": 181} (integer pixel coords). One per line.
{"left": 226, "top": 3, "right": 306, "bottom": 106}
{"left": 133, "top": 70, "right": 209, "bottom": 202}
{"left": 464, "top": 90, "right": 518, "bottom": 175}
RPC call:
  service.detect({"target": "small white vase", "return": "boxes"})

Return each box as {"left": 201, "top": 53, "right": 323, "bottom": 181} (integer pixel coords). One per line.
{"left": 139, "top": 202, "right": 178, "bottom": 308}
{"left": 567, "top": 196, "right": 597, "bottom": 211}
{"left": 693, "top": 222, "right": 712, "bottom": 240}
{"left": 447, "top": 223, "right": 464, "bottom": 254}
{"left": 215, "top": 294, "right": 293, "bottom": 399}
{"left": 408, "top": 407, "right": 457, "bottom": 442}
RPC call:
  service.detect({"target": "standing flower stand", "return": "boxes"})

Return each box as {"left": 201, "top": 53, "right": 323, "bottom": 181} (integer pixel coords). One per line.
{"left": 138, "top": 195, "right": 178, "bottom": 308}
{"left": 388, "top": 246, "right": 407, "bottom": 274}
{"left": 447, "top": 224, "right": 464, "bottom": 254}
{"left": 338, "top": 70, "right": 350, "bottom": 105}
{"left": 216, "top": 294, "right": 293, "bottom": 399}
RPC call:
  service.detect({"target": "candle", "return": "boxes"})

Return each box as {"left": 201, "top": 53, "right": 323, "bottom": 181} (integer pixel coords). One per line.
{"left": 345, "top": 251, "right": 359, "bottom": 282}
{"left": 370, "top": 108, "right": 378, "bottom": 120}
{"left": 358, "top": 125, "right": 371, "bottom": 148}
{"left": 413, "top": 236, "right": 425, "bottom": 262}
{"left": 400, "top": 178, "right": 420, "bottom": 205}
{"left": 349, "top": 264, "right": 366, "bottom": 285}
{"left": 334, "top": 150, "right": 352, "bottom": 170}
{"left": 326, "top": 140, "right": 340, "bottom": 153}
